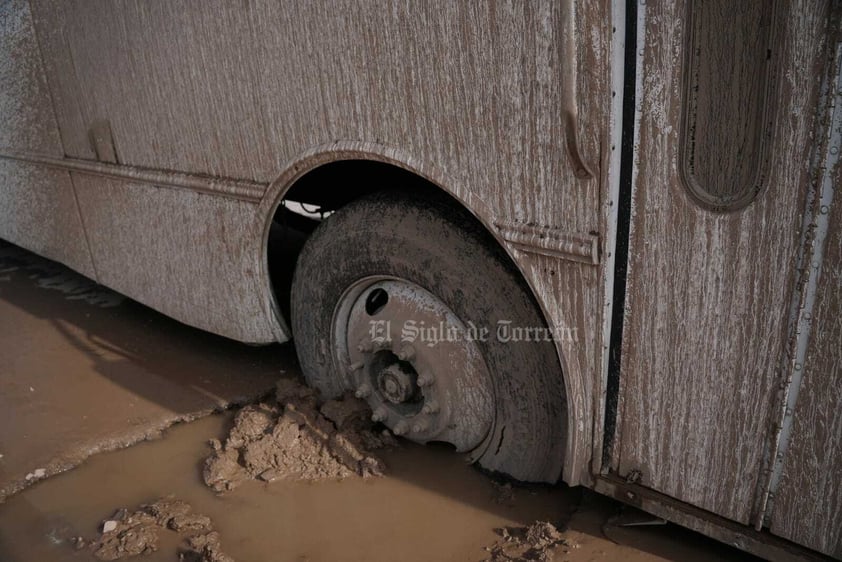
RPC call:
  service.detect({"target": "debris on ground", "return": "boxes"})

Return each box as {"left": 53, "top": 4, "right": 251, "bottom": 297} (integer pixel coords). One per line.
{"left": 203, "top": 378, "right": 397, "bottom": 492}
{"left": 483, "top": 521, "right": 575, "bottom": 561}
{"left": 491, "top": 481, "right": 516, "bottom": 506}
{"left": 83, "top": 496, "right": 233, "bottom": 561}
{"left": 24, "top": 467, "right": 46, "bottom": 480}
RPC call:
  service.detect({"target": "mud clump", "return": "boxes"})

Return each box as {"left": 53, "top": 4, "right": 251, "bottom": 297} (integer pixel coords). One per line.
{"left": 483, "top": 521, "right": 573, "bottom": 561}
{"left": 84, "top": 496, "right": 232, "bottom": 561}
{"left": 203, "top": 378, "right": 397, "bottom": 492}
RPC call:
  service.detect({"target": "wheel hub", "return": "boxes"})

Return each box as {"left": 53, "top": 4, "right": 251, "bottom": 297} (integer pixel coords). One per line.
{"left": 333, "top": 278, "right": 494, "bottom": 454}
{"left": 377, "top": 363, "right": 417, "bottom": 404}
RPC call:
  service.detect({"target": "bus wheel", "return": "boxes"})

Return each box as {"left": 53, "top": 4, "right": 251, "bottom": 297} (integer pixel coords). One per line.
{"left": 290, "top": 190, "right": 566, "bottom": 483}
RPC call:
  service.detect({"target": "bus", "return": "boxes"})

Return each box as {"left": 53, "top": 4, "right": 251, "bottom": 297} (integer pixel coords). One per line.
{"left": 1, "top": 1, "right": 839, "bottom": 559}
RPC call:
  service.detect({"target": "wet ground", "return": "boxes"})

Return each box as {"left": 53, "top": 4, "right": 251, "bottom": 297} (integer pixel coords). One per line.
{"left": 0, "top": 241, "right": 756, "bottom": 561}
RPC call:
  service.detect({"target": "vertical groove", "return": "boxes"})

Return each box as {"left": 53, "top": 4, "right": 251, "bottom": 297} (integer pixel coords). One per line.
{"left": 601, "top": 0, "right": 637, "bottom": 470}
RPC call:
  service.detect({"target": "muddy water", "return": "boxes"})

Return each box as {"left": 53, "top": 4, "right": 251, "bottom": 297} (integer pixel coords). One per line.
{"left": 0, "top": 413, "right": 573, "bottom": 562}
{"left": 0, "top": 241, "right": 754, "bottom": 562}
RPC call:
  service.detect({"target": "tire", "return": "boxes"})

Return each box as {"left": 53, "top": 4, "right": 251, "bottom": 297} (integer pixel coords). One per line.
{"left": 290, "top": 189, "right": 566, "bottom": 483}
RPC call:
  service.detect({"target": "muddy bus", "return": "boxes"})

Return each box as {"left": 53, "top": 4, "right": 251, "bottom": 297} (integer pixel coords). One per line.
{"left": 1, "top": 0, "right": 840, "bottom": 559}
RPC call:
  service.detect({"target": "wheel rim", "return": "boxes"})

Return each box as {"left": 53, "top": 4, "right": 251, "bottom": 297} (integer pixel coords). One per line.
{"left": 332, "top": 277, "right": 494, "bottom": 454}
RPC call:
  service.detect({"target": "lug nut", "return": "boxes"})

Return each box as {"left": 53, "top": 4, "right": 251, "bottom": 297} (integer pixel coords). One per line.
{"left": 397, "top": 344, "right": 415, "bottom": 361}
{"left": 371, "top": 407, "right": 388, "bottom": 422}
{"left": 417, "top": 372, "right": 434, "bottom": 387}
{"left": 412, "top": 420, "right": 429, "bottom": 433}
{"left": 421, "top": 401, "right": 440, "bottom": 414}
{"left": 393, "top": 421, "right": 409, "bottom": 436}
{"left": 355, "top": 384, "right": 371, "bottom": 399}
{"left": 349, "top": 360, "right": 364, "bottom": 371}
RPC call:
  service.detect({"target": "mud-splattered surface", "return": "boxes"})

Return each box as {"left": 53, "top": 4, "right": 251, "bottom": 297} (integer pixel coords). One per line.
{"left": 0, "top": 240, "right": 283, "bottom": 500}
{"left": 0, "top": 242, "right": 758, "bottom": 561}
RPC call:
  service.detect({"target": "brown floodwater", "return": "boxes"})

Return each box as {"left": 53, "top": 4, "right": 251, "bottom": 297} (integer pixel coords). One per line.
{"left": 0, "top": 413, "right": 573, "bottom": 562}
{"left": 0, "top": 411, "right": 757, "bottom": 562}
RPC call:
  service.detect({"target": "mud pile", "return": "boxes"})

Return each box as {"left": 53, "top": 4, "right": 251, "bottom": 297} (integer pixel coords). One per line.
{"left": 78, "top": 497, "right": 231, "bottom": 561}
{"left": 203, "top": 378, "right": 397, "bottom": 492}
{"left": 483, "top": 521, "right": 572, "bottom": 561}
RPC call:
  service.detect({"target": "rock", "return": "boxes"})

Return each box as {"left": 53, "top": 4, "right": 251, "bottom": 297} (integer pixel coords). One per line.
{"left": 258, "top": 468, "right": 281, "bottom": 482}
{"left": 25, "top": 467, "right": 46, "bottom": 480}
{"left": 169, "top": 513, "right": 213, "bottom": 533}
{"left": 143, "top": 497, "right": 192, "bottom": 527}
{"left": 482, "top": 521, "right": 568, "bottom": 562}
{"left": 71, "top": 536, "right": 87, "bottom": 550}
{"left": 101, "top": 520, "right": 118, "bottom": 533}
{"left": 358, "top": 456, "right": 386, "bottom": 478}
{"left": 525, "top": 521, "right": 565, "bottom": 550}
{"left": 93, "top": 521, "right": 159, "bottom": 561}
{"left": 180, "top": 530, "right": 235, "bottom": 562}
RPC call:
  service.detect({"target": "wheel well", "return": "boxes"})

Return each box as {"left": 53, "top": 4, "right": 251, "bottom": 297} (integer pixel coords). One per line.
{"left": 282, "top": 160, "right": 437, "bottom": 211}
{"left": 267, "top": 160, "right": 458, "bottom": 322}
{"left": 266, "top": 159, "right": 546, "bottom": 348}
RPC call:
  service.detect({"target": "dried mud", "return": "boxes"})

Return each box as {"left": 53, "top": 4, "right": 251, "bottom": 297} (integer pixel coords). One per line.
{"left": 203, "top": 379, "right": 397, "bottom": 492}
{"left": 77, "top": 497, "right": 231, "bottom": 562}
{"left": 482, "top": 521, "right": 574, "bottom": 562}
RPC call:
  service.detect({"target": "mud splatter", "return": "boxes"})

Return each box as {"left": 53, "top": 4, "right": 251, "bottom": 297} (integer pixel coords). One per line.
{"left": 483, "top": 521, "right": 575, "bottom": 561}
{"left": 79, "top": 496, "right": 232, "bottom": 561}
{"left": 203, "top": 379, "right": 397, "bottom": 492}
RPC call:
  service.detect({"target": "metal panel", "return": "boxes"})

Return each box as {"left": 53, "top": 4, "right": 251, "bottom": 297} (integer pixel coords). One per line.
{"left": 0, "top": 0, "right": 94, "bottom": 278}
{"left": 0, "top": 160, "right": 95, "bottom": 279}
{"left": 71, "top": 174, "right": 278, "bottom": 344}
{"left": 771, "top": 86, "right": 842, "bottom": 559}
{"left": 616, "top": 0, "right": 830, "bottom": 524}
{"left": 29, "top": 0, "right": 607, "bottom": 231}
{"left": 0, "top": 0, "right": 63, "bottom": 155}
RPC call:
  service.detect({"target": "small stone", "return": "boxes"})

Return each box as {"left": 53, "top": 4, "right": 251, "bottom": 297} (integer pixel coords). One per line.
{"left": 143, "top": 497, "right": 192, "bottom": 526}
{"left": 168, "top": 513, "right": 212, "bottom": 533}
{"left": 258, "top": 468, "right": 281, "bottom": 482}
{"left": 25, "top": 467, "right": 46, "bottom": 480}
{"left": 101, "top": 520, "right": 118, "bottom": 533}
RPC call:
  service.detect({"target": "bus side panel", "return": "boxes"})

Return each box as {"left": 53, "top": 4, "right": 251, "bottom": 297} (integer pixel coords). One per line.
{"left": 30, "top": 0, "right": 605, "bottom": 232}
{"left": 0, "top": 0, "right": 62, "bottom": 155}
{"left": 72, "top": 174, "right": 278, "bottom": 344}
{"left": 0, "top": 162, "right": 95, "bottom": 279}
{"left": 0, "top": 0, "right": 95, "bottom": 278}
{"left": 770, "top": 169, "right": 842, "bottom": 558}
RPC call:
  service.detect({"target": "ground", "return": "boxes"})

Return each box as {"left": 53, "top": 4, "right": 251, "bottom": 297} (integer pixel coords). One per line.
{"left": 0, "top": 241, "right": 756, "bottom": 561}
